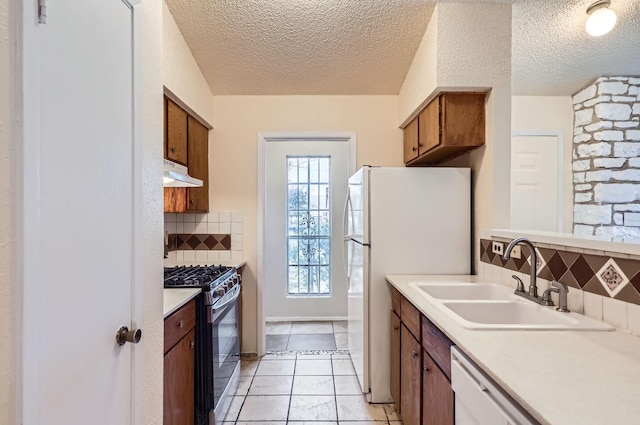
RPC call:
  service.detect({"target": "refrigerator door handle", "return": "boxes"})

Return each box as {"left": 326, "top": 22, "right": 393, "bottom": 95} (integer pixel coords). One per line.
{"left": 342, "top": 191, "right": 351, "bottom": 239}
{"left": 342, "top": 193, "right": 352, "bottom": 285}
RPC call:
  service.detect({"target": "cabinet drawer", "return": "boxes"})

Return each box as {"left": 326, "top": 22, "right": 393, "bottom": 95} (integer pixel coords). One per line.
{"left": 391, "top": 286, "right": 401, "bottom": 315}
{"left": 421, "top": 316, "right": 453, "bottom": 380}
{"left": 164, "top": 299, "right": 196, "bottom": 353}
{"left": 401, "top": 296, "right": 421, "bottom": 340}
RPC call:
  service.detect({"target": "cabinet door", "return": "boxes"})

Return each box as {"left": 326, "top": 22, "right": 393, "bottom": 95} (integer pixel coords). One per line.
{"left": 166, "top": 99, "right": 188, "bottom": 165}
{"left": 441, "top": 93, "right": 485, "bottom": 148}
{"left": 418, "top": 97, "right": 441, "bottom": 156}
{"left": 403, "top": 118, "right": 420, "bottom": 163}
{"left": 187, "top": 116, "right": 209, "bottom": 212}
{"left": 422, "top": 351, "right": 454, "bottom": 425}
{"left": 164, "top": 188, "right": 187, "bottom": 213}
{"left": 163, "top": 328, "right": 196, "bottom": 425}
{"left": 401, "top": 324, "right": 421, "bottom": 425}
{"left": 390, "top": 311, "right": 401, "bottom": 411}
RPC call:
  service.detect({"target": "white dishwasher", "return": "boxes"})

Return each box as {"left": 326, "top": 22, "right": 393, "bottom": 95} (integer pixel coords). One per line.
{"left": 451, "top": 347, "right": 538, "bottom": 425}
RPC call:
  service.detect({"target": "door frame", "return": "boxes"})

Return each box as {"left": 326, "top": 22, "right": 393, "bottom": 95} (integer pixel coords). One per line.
{"left": 510, "top": 130, "right": 564, "bottom": 232}
{"left": 257, "top": 132, "right": 356, "bottom": 356}
{"left": 20, "top": 1, "right": 145, "bottom": 423}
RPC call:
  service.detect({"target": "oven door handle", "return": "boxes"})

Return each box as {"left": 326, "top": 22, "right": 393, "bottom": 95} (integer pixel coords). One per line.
{"left": 208, "top": 284, "right": 241, "bottom": 324}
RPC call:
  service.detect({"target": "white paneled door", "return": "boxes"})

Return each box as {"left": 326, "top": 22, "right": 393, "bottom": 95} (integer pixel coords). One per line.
{"left": 22, "top": 1, "right": 142, "bottom": 424}
{"left": 511, "top": 135, "right": 560, "bottom": 232}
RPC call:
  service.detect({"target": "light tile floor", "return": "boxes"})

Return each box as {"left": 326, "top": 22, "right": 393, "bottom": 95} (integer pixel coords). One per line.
{"left": 266, "top": 320, "right": 348, "bottom": 352}
{"left": 227, "top": 354, "right": 402, "bottom": 425}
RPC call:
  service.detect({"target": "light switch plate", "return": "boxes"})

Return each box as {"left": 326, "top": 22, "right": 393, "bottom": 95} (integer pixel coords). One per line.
{"left": 492, "top": 241, "right": 504, "bottom": 256}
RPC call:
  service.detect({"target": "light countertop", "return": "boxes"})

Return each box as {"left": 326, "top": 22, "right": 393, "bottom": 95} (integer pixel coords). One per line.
{"left": 386, "top": 275, "right": 640, "bottom": 425}
{"left": 163, "top": 288, "right": 201, "bottom": 318}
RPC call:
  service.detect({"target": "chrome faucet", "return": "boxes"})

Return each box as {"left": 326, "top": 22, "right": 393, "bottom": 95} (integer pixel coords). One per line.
{"left": 503, "top": 237, "right": 540, "bottom": 301}
{"left": 542, "top": 281, "right": 571, "bottom": 313}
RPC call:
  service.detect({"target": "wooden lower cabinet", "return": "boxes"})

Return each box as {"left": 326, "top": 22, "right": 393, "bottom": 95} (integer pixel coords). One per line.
{"left": 164, "top": 300, "right": 196, "bottom": 425}
{"left": 400, "top": 324, "right": 422, "bottom": 425}
{"left": 390, "top": 311, "right": 401, "bottom": 410}
{"left": 390, "top": 288, "right": 455, "bottom": 425}
{"left": 164, "top": 328, "right": 195, "bottom": 425}
{"left": 422, "top": 350, "right": 454, "bottom": 425}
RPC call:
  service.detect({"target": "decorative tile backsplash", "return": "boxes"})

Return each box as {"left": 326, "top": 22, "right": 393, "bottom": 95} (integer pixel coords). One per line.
{"left": 170, "top": 233, "right": 232, "bottom": 251}
{"left": 164, "top": 211, "right": 243, "bottom": 263}
{"left": 480, "top": 239, "right": 640, "bottom": 306}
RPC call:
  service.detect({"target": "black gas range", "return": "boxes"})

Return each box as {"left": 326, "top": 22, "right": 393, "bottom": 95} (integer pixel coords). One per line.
{"left": 164, "top": 265, "right": 241, "bottom": 425}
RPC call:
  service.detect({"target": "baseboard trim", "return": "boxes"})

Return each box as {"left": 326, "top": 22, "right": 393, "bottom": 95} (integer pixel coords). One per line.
{"left": 265, "top": 316, "right": 348, "bottom": 322}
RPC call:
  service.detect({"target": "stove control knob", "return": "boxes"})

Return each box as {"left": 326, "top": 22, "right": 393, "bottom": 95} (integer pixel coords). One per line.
{"left": 216, "top": 287, "right": 226, "bottom": 297}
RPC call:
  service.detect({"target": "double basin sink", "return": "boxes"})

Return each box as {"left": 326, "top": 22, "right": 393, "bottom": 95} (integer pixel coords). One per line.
{"left": 412, "top": 281, "right": 613, "bottom": 331}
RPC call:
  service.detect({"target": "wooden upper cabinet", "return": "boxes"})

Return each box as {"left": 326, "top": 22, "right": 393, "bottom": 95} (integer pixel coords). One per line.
{"left": 418, "top": 98, "right": 440, "bottom": 156}
{"left": 404, "top": 92, "right": 486, "bottom": 166}
{"left": 166, "top": 99, "right": 188, "bottom": 165}
{"left": 187, "top": 116, "right": 209, "bottom": 212}
{"left": 403, "top": 118, "right": 419, "bottom": 164}
{"left": 163, "top": 96, "right": 210, "bottom": 213}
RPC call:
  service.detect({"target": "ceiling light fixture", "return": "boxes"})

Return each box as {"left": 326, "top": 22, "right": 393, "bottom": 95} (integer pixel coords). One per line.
{"left": 585, "top": 0, "right": 617, "bottom": 37}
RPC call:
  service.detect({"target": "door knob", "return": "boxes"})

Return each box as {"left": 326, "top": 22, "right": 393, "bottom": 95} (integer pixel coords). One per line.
{"left": 116, "top": 326, "right": 142, "bottom": 346}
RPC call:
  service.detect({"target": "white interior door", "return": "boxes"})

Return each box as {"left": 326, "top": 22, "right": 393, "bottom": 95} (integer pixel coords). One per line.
{"left": 511, "top": 135, "right": 560, "bottom": 232}
{"left": 22, "top": 1, "right": 141, "bottom": 424}
{"left": 264, "top": 140, "right": 350, "bottom": 320}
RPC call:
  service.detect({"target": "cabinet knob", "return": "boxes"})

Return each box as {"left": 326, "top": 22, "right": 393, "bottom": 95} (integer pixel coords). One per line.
{"left": 411, "top": 147, "right": 417, "bottom": 152}
{"left": 423, "top": 366, "right": 429, "bottom": 374}
{"left": 412, "top": 351, "right": 418, "bottom": 358}
{"left": 418, "top": 143, "right": 424, "bottom": 147}
{"left": 393, "top": 325, "right": 399, "bottom": 331}
{"left": 178, "top": 320, "right": 184, "bottom": 329}
{"left": 190, "top": 341, "right": 195, "bottom": 349}
{"left": 171, "top": 147, "right": 176, "bottom": 153}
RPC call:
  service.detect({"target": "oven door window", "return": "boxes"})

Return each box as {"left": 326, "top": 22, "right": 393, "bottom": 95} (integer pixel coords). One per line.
{"left": 211, "top": 300, "right": 240, "bottom": 407}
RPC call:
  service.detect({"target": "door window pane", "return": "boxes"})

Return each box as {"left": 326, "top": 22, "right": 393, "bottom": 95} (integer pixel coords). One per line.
{"left": 287, "top": 156, "right": 331, "bottom": 296}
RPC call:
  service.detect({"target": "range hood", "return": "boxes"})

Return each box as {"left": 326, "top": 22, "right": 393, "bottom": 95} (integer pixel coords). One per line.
{"left": 163, "top": 159, "right": 203, "bottom": 188}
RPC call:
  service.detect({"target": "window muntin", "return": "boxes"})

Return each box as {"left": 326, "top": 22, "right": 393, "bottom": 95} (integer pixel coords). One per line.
{"left": 287, "top": 156, "right": 331, "bottom": 296}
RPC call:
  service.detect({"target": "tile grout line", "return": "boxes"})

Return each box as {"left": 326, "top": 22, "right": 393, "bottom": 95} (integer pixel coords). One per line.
{"left": 331, "top": 352, "right": 339, "bottom": 424}
{"left": 286, "top": 354, "right": 297, "bottom": 423}
{"left": 231, "top": 356, "right": 259, "bottom": 424}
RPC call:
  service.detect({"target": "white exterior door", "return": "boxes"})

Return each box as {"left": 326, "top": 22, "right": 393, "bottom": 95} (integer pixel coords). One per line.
{"left": 22, "top": 1, "right": 142, "bottom": 424}
{"left": 264, "top": 139, "right": 350, "bottom": 320}
{"left": 511, "top": 135, "right": 560, "bottom": 232}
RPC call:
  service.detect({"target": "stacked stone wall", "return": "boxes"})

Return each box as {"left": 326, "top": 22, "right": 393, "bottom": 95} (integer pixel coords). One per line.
{"left": 572, "top": 76, "right": 640, "bottom": 238}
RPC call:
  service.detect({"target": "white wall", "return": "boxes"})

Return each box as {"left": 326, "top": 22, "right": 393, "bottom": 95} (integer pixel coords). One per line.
{"left": 0, "top": 0, "right": 16, "bottom": 422}
{"left": 211, "top": 95, "right": 402, "bottom": 353}
{"left": 398, "top": 7, "right": 438, "bottom": 124}
{"left": 436, "top": 4, "right": 511, "bottom": 90}
{"left": 512, "top": 96, "right": 574, "bottom": 232}
{"left": 141, "top": 1, "right": 165, "bottom": 424}
{"left": 162, "top": 0, "right": 214, "bottom": 124}
{"left": 398, "top": 3, "right": 511, "bottom": 127}
{"left": 399, "top": 3, "right": 512, "bottom": 272}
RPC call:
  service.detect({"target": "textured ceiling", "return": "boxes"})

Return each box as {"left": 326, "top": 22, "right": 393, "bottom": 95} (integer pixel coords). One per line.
{"left": 512, "top": 0, "right": 640, "bottom": 95}
{"left": 165, "top": 0, "right": 640, "bottom": 96}
{"left": 165, "top": 0, "right": 436, "bottom": 95}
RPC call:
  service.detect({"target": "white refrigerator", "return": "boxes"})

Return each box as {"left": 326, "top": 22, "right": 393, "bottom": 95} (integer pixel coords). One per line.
{"left": 344, "top": 166, "right": 470, "bottom": 403}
